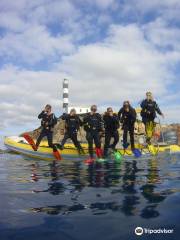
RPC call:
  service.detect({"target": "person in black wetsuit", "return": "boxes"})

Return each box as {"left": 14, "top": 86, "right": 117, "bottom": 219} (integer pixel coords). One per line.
{"left": 103, "top": 107, "right": 120, "bottom": 157}
{"left": 118, "top": 101, "right": 136, "bottom": 150}
{"left": 58, "top": 109, "right": 84, "bottom": 154}
{"left": 140, "top": 92, "right": 164, "bottom": 143}
{"left": 83, "top": 105, "right": 104, "bottom": 161}
{"left": 36, "top": 104, "right": 57, "bottom": 151}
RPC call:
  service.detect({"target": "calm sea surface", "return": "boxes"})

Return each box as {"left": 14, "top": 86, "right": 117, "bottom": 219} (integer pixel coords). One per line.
{"left": 0, "top": 138, "right": 180, "bottom": 240}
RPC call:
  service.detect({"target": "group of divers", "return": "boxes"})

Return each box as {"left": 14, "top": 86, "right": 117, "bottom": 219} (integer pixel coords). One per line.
{"left": 24, "top": 92, "right": 164, "bottom": 163}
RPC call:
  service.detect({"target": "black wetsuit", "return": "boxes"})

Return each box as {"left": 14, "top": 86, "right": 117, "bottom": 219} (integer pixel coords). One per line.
{"left": 103, "top": 114, "right": 120, "bottom": 157}
{"left": 83, "top": 113, "right": 103, "bottom": 158}
{"left": 140, "top": 99, "right": 162, "bottom": 124}
{"left": 60, "top": 114, "right": 83, "bottom": 153}
{"left": 118, "top": 107, "right": 136, "bottom": 149}
{"left": 36, "top": 111, "right": 57, "bottom": 151}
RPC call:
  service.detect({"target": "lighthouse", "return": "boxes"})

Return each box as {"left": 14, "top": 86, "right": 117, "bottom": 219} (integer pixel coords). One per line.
{"left": 63, "top": 79, "right": 69, "bottom": 113}
{"left": 62, "top": 79, "right": 90, "bottom": 114}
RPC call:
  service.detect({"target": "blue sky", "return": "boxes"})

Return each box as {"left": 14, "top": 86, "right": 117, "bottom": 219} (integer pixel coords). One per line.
{"left": 0, "top": 0, "right": 180, "bottom": 135}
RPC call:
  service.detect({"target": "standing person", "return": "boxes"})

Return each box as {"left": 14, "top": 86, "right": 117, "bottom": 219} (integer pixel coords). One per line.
{"left": 36, "top": 104, "right": 57, "bottom": 149}
{"left": 83, "top": 105, "right": 104, "bottom": 163}
{"left": 58, "top": 109, "right": 84, "bottom": 154}
{"left": 140, "top": 92, "right": 164, "bottom": 144}
{"left": 118, "top": 101, "right": 136, "bottom": 150}
{"left": 103, "top": 107, "right": 120, "bottom": 158}
{"left": 35, "top": 104, "right": 60, "bottom": 160}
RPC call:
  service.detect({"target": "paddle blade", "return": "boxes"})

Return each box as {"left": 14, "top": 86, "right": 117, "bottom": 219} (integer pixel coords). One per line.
{"left": 53, "top": 150, "right": 62, "bottom": 160}
{"left": 23, "top": 133, "right": 37, "bottom": 151}
{"left": 132, "top": 148, "right": 142, "bottom": 158}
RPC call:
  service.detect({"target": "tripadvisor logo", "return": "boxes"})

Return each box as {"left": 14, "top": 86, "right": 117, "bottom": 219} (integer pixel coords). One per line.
{"left": 135, "top": 227, "right": 143, "bottom": 236}
{"left": 135, "top": 227, "right": 174, "bottom": 236}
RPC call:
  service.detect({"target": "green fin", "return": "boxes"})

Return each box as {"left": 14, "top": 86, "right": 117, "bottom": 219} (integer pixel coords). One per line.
{"left": 113, "top": 151, "right": 122, "bottom": 162}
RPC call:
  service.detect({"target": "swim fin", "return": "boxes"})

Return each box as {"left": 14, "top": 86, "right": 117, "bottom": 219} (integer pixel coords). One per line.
{"left": 95, "top": 148, "right": 103, "bottom": 158}
{"left": 148, "top": 144, "right": 157, "bottom": 156}
{"left": 123, "top": 142, "right": 130, "bottom": 149}
{"left": 132, "top": 148, "right": 142, "bottom": 158}
{"left": 113, "top": 151, "right": 122, "bottom": 162}
{"left": 23, "top": 133, "right": 37, "bottom": 151}
{"left": 53, "top": 149, "right": 62, "bottom": 160}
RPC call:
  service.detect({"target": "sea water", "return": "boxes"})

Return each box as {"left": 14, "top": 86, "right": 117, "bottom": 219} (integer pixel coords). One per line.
{"left": 0, "top": 139, "right": 180, "bottom": 240}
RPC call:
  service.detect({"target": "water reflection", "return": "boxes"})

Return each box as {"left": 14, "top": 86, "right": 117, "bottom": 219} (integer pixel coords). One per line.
{"left": 0, "top": 150, "right": 180, "bottom": 240}
{"left": 139, "top": 158, "right": 167, "bottom": 218}
{"left": 26, "top": 155, "right": 179, "bottom": 219}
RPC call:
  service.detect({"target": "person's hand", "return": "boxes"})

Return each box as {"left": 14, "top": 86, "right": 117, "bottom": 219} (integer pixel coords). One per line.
{"left": 161, "top": 113, "right": 165, "bottom": 119}
{"left": 45, "top": 109, "right": 51, "bottom": 115}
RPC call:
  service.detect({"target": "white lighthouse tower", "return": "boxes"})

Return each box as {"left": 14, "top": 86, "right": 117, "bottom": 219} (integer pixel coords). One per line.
{"left": 62, "top": 79, "right": 90, "bottom": 114}
{"left": 62, "top": 79, "right": 69, "bottom": 113}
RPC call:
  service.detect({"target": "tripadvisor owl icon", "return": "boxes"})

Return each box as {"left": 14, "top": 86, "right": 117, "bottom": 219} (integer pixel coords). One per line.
{"left": 135, "top": 227, "right": 143, "bottom": 236}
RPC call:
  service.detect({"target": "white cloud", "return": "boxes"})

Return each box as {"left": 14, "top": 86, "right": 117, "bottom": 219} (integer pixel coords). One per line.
{"left": 92, "top": 0, "right": 116, "bottom": 9}
{"left": 0, "top": 0, "right": 80, "bottom": 32}
{"left": 0, "top": 0, "right": 27, "bottom": 12}
{"left": 163, "top": 105, "right": 180, "bottom": 123}
{"left": 60, "top": 24, "right": 176, "bottom": 105}
{"left": 0, "top": 25, "right": 75, "bottom": 64}
{"left": 74, "top": 0, "right": 116, "bottom": 9}
{"left": 122, "top": 0, "right": 180, "bottom": 23}
{"left": 0, "top": 65, "right": 66, "bottom": 130}
{"left": 29, "top": 0, "right": 79, "bottom": 24}
{"left": 0, "top": 12, "right": 27, "bottom": 32}
{"left": 0, "top": 0, "right": 92, "bottom": 65}
{"left": 1, "top": 20, "right": 180, "bottom": 132}
{"left": 132, "top": 0, "right": 180, "bottom": 11}
{"left": 0, "top": 0, "right": 180, "bottom": 135}
{"left": 143, "top": 19, "right": 180, "bottom": 50}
